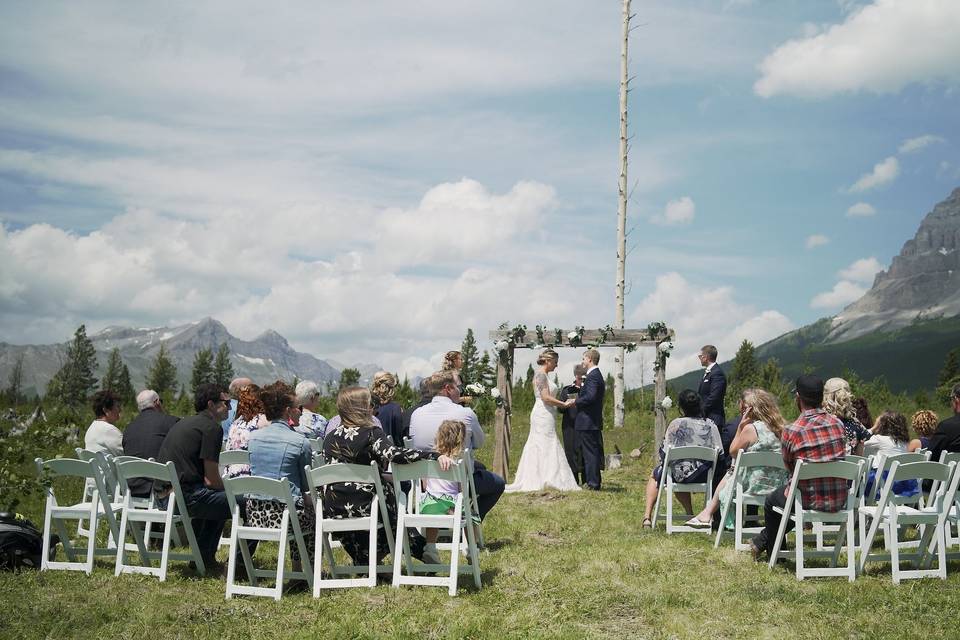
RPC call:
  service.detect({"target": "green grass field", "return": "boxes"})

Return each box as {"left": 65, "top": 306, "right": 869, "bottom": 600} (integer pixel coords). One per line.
{"left": 3, "top": 411, "right": 960, "bottom": 640}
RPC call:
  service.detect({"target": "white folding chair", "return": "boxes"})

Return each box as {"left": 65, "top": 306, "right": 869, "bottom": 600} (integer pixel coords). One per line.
{"left": 307, "top": 438, "right": 325, "bottom": 467}
{"left": 222, "top": 475, "right": 314, "bottom": 600}
{"left": 460, "top": 448, "right": 485, "bottom": 549}
{"left": 858, "top": 460, "right": 960, "bottom": 583}
{"left": 932, "top": 452, "right": 960, "bottom": 554}
{"left": 714, "top": 450, "right": 786, "bottom": 550}
{"left": 391, "top": 460, "right": 481, "bottom": 596}
{"left": 217, "top": 450, "right": 252, "bottom": 549}
{"left": 768, "top": 459, "right": 864, "bottom": 581}
{"left": 307, "top": 461, "right": 394, "bottom": 592}
{"left": 813, "top": 454, "right": 872, "bottom": 551}
{"left": 36, "top": 456, "right": 122, "bottom": 574}
{"left": 113, "top": 459, "right": 206, "bottom": 580}
{"left": 651, "top": 445, "right": 720, "bottom": 534}
{"left": 857, "top": 452, "right": 928, "bottom": 551}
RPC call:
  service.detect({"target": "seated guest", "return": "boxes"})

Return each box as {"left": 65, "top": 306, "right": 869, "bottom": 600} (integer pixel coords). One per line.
{"left": 852, "top": 397, "right": 873, "bottom": 436}
{"left": 640, "top": 389, "right": 722, "bottom": 528}
{"left": 749, "top": 375, "right": 846, "bottom": 561}
{"left": 321, "top": 386, "right": 453, "bottom": 566}
{"left": 224, "top": 384, "right": 268, "bottom": 478}
{"left": 85, "top": 390, "right": 123, "bottom": 455}
{"left": 409, "top": 371, "right": 504, "bottom": 521}
{"left": 371, "top": 371, "right": 403, "bottom": 445}
{"left": 823, "top": 377, "right": 871, "bottom": 456}
{"left": 686, "top": 389, "right": 788, "bottom": 529}
{"left": 295, "top": 380, "right": 328, "bottom": 438}
{"left": 864, "top": 411, "right": 918, "bottom": 499}
{"left": 927, "top": 384, "right": 960, "bottom": 464}
{"left": 156, "top": 383, "right": 233, "bottom": 571}
{"left": 246, "top": 381, "right": 315, "bottom": 569}
{"left": 908, "top": 409, "right": 940, "bottom": 453}
{"left": 122, "top": 390, "right": 179, "bottom": 497}
{"left": 221, "top": 377, "right": 253, "bottom": 442}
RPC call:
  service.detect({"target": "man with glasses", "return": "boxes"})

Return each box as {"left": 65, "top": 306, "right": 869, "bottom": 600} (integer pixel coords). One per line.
{"left": 156, "top": 383, "right": 233, "bottom": 571}
{"left": 409, "top": 370, "right": 504, "bottom": 520}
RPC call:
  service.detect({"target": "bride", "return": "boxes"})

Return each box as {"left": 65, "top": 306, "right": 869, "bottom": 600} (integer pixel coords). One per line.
{"left": 505, "top": 349, "right": 581, "bottom": 492}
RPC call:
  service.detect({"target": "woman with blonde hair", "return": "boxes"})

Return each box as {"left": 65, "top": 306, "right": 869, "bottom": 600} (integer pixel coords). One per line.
{"left": 371, "top": 370, "right": 404, "bottom": 446}
{"left": 823, "top": 377, "right": 870, "bottom": 455}
{"left": 321, "top": 386, "right": 454, "bottom": 566}
{"left": 909, "top": 409, "right": 940, "bottom": 453}
{"left": 686, "top": 388, "right": 789, "bottom": 529}
{"left": 505, "top": 349, "right": 581, "bottom": 492}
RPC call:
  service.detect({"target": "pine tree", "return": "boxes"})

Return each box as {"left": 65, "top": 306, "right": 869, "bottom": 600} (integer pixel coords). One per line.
{"left": 101, "top": 348, "right": 124, "bottom": 392}
{"left": 4, "top": 353, "right": 24, "bottom": 405}
{"left": 118, "top": 364, "right": 135, "bottom": 405}
{"left": 46, "top": 324, "right": 99, "bottom": 408}
{"left": 147, "top": 344, "right": 178, "bottom": 400}
{"left": 460, "top": 328, "right": 480, "bottom": 386}
{"left": 938, "top": 347, "right": 960, "bottom": 388}
{"left": 730, "top": 339, "right": 759, "bottom": 392}
{"left": 525, "top": 363, "right": 535, "bottom": 385}
{"left": 213, "top": 342, "right": 234, "bottom": 389}
{"left": 191, "top": 348, "right": 215, "bottom": 396}
{"left": 339, "top": 367, "right": 361, "bottom": 390}
{"left": 758, "top": 358, "right": 786, "bottom": 399}
{"left": 476, "top": 351, "right": 496, "bottom": 388}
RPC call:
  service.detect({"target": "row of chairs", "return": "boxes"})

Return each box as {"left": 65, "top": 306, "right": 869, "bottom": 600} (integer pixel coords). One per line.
{"left": 37, "top": 444, "right": 483, "bottom": 598}
{"left": 650, "top": 445, "right": 960, "bottom": 583}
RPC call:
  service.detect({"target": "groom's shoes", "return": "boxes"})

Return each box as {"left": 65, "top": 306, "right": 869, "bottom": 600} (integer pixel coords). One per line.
{"left": 584, "top": 484, "right": 601, "bottom": 491}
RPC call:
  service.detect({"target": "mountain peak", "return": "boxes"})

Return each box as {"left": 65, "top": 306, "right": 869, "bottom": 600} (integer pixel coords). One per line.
{"left": 829, "top": 186, "right": 960, "bottom": 342}
{"left": 255, "top": 329, "right": 289, "bottom": 348}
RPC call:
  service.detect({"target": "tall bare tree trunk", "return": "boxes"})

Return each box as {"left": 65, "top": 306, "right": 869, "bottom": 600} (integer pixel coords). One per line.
{"left": 614, "top": 0, "right": 631, "bottom": 428}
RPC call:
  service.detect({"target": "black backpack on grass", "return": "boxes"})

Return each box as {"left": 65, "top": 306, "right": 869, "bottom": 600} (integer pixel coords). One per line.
{"left": 0, "top": 512, "right": 46, "bottom": 570}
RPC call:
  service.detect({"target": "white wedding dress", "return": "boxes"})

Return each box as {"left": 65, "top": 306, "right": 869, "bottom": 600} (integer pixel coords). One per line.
{"left": 505, "top": 376, "right": 581, "bottom": 492}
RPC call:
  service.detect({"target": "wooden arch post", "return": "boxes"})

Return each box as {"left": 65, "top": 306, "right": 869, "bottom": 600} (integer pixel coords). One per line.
{"left": 488, "top": 325, "right": 675, "bottom": 481}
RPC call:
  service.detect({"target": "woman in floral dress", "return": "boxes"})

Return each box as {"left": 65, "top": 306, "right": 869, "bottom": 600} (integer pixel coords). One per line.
{"left": 224, "top": 384, "right": 268, "bottom": 478}
{"left": 685, "top": 388, "right": 788, "bottom": 529}
{"left": 321, "top": 386, "right": 454, "bottom": 565}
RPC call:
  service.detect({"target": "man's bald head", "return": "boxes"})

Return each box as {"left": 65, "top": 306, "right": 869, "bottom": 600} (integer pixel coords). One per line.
{"left": 229, "top": 377, "right": 253, "bottom": 397}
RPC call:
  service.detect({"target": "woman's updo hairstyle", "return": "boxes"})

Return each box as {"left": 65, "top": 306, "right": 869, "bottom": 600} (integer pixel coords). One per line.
{"left": 536, "top": 349, "right": 559, "bottom": 366}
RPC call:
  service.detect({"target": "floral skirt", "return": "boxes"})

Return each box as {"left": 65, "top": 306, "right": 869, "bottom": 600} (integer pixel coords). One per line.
{"left": 244, "top": 497, "right": 315, "bottom": 564}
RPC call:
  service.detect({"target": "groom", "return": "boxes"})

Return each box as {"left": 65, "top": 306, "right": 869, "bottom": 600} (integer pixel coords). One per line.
{"left": 574, "top": 348, "right": 605, "bottom": 490}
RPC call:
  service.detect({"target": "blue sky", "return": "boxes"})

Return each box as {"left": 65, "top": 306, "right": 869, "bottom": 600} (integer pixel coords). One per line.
{"left": 1, "top": 0, "right": 958, "bottom": 383}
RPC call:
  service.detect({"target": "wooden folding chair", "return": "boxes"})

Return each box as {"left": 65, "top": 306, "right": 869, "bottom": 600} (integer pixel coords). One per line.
{"left": 858, "top": 460, "right": 960, "bottom": 583}
{"left": 651, "top": 445, "right": 720, "bottom": 534}
{"left": 223, "top": 475, "right": 314, "bottom": 600}
{"left": 306, "top": 461, "right": 394, "bottom": 592}
{"left": 113, "top": 459, "right": 206, "bottom": 580}
{"left": 391, "top": 460, "right": 481, "bottom": 596}
{"left": 714, "top": 450, "right": 785, "bottom": 550}
{"left": 768, "top": 459, "right": 864, "bottom": 581}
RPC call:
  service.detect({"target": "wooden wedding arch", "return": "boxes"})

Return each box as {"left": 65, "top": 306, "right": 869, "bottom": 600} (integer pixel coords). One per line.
{"left": 487, "top": 324, "right": 676, "bottom": 481}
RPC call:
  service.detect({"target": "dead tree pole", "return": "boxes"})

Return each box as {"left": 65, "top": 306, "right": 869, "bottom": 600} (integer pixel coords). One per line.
{"left": 614, "top": 0, "right": 631, "bottom": 428}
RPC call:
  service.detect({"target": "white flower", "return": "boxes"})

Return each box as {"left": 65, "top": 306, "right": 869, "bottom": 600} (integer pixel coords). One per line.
{"left": 658, "top": 341, "right": 675, "bottom": 353}
{"left": 495, "top": 340, "right": 509, "bottom": 352}
{"left": 567, "top": 331, "right": 578, "bottom": 340}
{"left": 490, "top": 388, "right": 502, "bottom": 399}
{"left": 465, "top": 383, "right": 485, "bottom": 395}
{"left": 660, "top": 396, "right": 673, "bottom": 409}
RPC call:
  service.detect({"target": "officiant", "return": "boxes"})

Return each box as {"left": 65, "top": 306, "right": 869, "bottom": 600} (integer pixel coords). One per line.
{"left": 558, "top": 363, "right": 587, "bottom": 485}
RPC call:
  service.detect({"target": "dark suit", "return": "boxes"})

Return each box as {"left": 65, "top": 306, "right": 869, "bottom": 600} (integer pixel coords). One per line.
{"left": 698, "top": 363, "right": 727, "bottom": 427}
{"left": 928, "top": 414, "right": 960, "bottom": 463}
{"left": 574, "top": 367, "right": 605, "bottom": 490}
{"left": 122, "top": 408, "right": 179, "bottom": 497}
{"left": 558, "top": 383, "right": 584, "bottom": 485}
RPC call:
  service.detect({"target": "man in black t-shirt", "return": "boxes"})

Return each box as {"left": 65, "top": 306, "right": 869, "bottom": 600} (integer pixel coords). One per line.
{"left": 156, "top": 383, "right": 231, "bottom": 569}
{"left": 122, "top": 389, "right": 179, "bottom": 498}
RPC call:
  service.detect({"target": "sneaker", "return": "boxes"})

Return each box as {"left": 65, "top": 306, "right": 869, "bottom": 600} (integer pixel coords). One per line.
{"left": 421, "top": 544, "right": 441, "bottom": 565}
{"left": 749, "top": 541, "right": 765, "bottom": 563}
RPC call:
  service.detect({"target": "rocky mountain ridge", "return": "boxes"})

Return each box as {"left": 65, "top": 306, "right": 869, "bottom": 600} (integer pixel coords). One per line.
{"left": 0, "top": 318, "right": 371, "bottom": 397}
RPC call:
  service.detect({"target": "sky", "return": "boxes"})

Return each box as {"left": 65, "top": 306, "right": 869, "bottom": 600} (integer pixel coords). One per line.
{"left": 1, "top": 0, "right": 959, "bottom": 385}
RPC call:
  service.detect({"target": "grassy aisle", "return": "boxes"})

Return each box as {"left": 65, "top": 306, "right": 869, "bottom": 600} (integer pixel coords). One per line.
{"left": 3, "top": 413, "right": 959, "bottom": 639}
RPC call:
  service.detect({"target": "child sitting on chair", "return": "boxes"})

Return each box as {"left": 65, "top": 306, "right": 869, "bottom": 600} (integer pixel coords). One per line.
{"left": 420, "top": 419, "right": 480, "bottom": 562}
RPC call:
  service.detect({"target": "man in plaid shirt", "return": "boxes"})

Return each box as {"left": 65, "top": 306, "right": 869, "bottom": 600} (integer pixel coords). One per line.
{"left": 750, "top": 375, "right": 846, "bottom": 560}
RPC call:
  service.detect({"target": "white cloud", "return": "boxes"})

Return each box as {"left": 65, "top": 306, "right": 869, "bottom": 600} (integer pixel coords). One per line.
{"left": 651, "top": 196, "right": 696, "bottom": 226}
{"left": 755, "top": 0, "right": 960, "bottom": 98}
{"left": 849, "top": 156, "right": 899, "bottom": 192}
{"left": 806, "top": 234, "right": 830, "bottom": 249}
{"left": 846, "top": 202, "right": 876, "bottom": 217}
{"left": 628, "top": 272, "right": 794, "bottom": 379}
{"left": 898, "top": 134, "right": 946, "bottom": 154}
{"left": 838, "top": 257, "right": 883, "bottom": 283}
{"left": 810, "top": 280, "right": 867, "bottom": 309}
